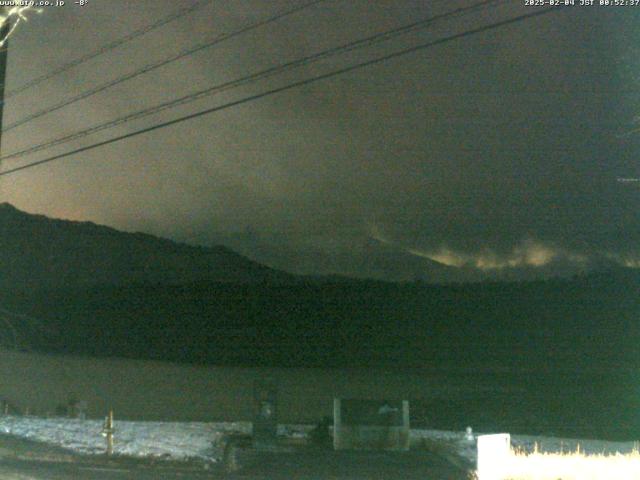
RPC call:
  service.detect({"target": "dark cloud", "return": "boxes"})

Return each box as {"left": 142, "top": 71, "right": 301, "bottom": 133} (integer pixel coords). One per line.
{"left": 1, "top": 1, "right": 638, "bottom": 279}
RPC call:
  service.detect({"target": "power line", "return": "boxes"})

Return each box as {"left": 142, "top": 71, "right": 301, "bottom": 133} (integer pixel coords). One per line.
{"left": 2, "top": 0, "right": 328, "bottom": 133}
{"left": 0, "top": 6, "right": 564, "bottom": 178}
{"left": 0, "top": 0, "right": 504, "bottom": 163}
{"left": 1, "top": 0, "right": 213, "bottom": 99}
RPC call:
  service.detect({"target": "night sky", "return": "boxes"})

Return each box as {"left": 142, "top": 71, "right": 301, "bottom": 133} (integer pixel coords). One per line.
{"left": 0, "top": 0, "right": 638, "bottom": 280}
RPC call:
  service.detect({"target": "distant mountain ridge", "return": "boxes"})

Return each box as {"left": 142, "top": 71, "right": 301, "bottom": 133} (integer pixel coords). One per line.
{"left": 0, "top": 203, "right": 294, "bottom": 289}
{"left": 0, "top": 203, "right": 633, "bottom": 290}
{"left": 209, "top": 231, "right": 475, "bottom": 284}
{"left": 207, "top": 231, "right": 628, "bottom": 284}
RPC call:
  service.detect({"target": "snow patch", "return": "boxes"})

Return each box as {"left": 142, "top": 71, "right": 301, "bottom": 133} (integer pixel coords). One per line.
{"left": 0, "top": 416, "right": 636, "bottom": 466}
{"left": 0, "top": 416, "right": 250, "bottom": 461}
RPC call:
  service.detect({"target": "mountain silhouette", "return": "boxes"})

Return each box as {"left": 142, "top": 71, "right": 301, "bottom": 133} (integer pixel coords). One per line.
{"left": 0, "top": 203, "right": 294, "bottom": 290}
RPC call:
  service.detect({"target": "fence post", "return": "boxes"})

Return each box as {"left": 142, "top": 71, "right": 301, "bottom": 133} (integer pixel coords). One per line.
{"left": 476, "top": 433, "right": 511, "bottom": 480}
{"left": 102, "top": 410, "right": 114, "bottom": 456}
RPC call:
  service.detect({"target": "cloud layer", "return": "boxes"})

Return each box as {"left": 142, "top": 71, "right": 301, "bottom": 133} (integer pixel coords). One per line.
{"left": 1, "top": 1, "right": 638, "bottom": 280}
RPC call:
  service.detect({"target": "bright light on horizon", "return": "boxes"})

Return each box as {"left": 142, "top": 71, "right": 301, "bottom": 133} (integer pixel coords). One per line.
{"left": 379, "top": 234, "right": 639, "bottom": 272}
{"left": 413, "top": 241, "right": 560, "bottom": 271}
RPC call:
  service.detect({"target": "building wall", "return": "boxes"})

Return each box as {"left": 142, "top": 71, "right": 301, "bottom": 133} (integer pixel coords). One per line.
{"left": 0, "top": 349, "right": 445, "bottom": 424}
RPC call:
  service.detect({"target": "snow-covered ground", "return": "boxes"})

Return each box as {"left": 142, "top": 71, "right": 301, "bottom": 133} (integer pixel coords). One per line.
{"left": 0, "top": 416, "right": 251, "bottom": 461}
{"left": 411, "top": 428, "right": 639, "bottom": 465}
{"left": 0, "top": 415, "right": 636, "bottom": 467}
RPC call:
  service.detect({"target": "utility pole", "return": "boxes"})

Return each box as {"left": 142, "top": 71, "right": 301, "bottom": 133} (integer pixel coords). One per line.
{"left": 0, "top": 7, "right": 10, "bottom": 157}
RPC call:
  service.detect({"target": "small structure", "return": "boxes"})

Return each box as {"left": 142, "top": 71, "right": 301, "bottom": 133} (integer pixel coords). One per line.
{"left": 253, "top": 378, "right": 278, "bottom": 450}
{"left": 476, "top": 433, "right": 511, "bottom": 480}
{"left": 465, "top": 426, "right": 475, "bottom": 442}
{"left": 220, "top": 378, "right": 292, "bottom": 472}
{"left": 333, "top": 398, "right": 410, "bottom": 451}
